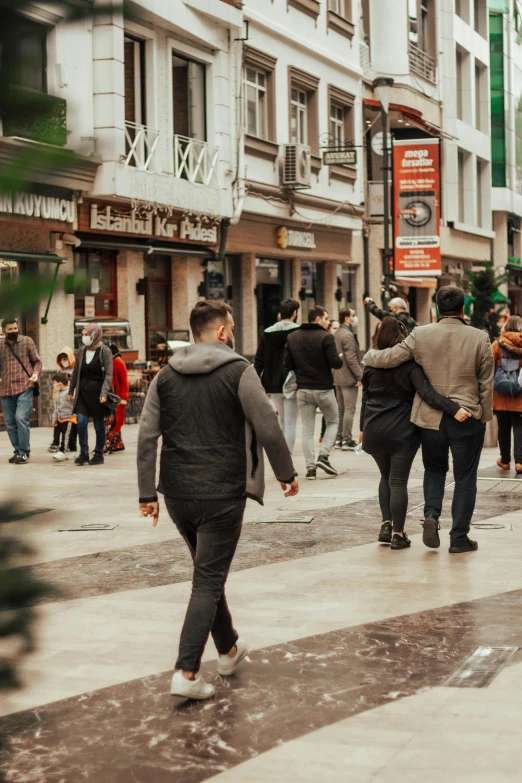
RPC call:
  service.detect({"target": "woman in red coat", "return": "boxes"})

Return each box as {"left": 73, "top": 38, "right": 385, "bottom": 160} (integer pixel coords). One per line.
{"left": 104, "top": 342, "right": 129, "bottom": 453}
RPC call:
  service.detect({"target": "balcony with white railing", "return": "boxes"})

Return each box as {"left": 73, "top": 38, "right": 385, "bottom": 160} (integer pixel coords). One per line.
{"left": 173, "top": 134, "right": 219, "bottom": 187}
{"left": 408, "top": 42, "right": 436, "bottom": 83}
{"left": 124, "top": 121, "right": 161, "bottom": 171}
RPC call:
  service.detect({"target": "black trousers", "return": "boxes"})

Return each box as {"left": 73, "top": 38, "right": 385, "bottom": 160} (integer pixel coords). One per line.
{"left": 372, "top": 446, "right": 419, "bottom": 532}
{"left": 54, "top": 421, "right": 77, "bottom": 452}
{"left": 495, "top": 410, "right": 522, "bottom": 464}
{"left": 165, "top": 497, "right": 245, "bottom": 673}
{"left": 421, "top": 415, "right": 485, "bottom": 544}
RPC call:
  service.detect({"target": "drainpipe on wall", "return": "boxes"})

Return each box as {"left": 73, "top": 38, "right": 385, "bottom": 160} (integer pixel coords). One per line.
{"left": 363, "top": 226, "right": 371, "bottom": 350}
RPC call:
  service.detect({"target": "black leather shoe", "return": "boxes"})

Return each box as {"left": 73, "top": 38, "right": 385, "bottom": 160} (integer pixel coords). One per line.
{"left": 391, "top": 532, "right": 411, "bottom": 550}
{"left": 89, "top": 453, "right": 105, "bottom": 466}
{"left": 8, "top": 452, "right": 18, "bottom": 464}
{"left": 75, "top": 453, "right": 90, "bottom": 466}
{"left": 378, "top": 522, "right": 392, "bottom": 544}
{"left": 449, "top": 537, "right": 478, "bottom": 554}
{"left": 422, "top": 515, "right": 440, "bottom": 548}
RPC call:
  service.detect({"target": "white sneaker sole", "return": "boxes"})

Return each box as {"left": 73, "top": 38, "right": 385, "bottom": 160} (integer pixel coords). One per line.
{"left": 170, "top": 675, "right": 215, "bottom": 700}
{"left": 218, "top": 640, "right": 249, "bottom": 676}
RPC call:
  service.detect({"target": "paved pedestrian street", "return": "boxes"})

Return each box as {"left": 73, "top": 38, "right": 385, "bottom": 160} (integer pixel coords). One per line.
{"left": 2, "top": 422, "right": 522, "bottom": 783}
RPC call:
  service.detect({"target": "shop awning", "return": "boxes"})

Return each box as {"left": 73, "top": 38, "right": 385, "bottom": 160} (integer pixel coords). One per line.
{"left": 396, "top": 277, "right": 438, "bottom": 289}
{"left": 492, "top": 289, "right": 510, "bottom": 304}
{"left": 488, "top": 0, "right": 509, "bottom": 11}
{"left": 0, "top": 251, "right": 66, "bottom": 264}
{"left": 77, "top": 237, "right": 215, "bottom": 259}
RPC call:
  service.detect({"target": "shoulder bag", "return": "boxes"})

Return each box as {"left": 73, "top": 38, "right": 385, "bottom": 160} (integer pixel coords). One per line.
{"left": 6, "top": 341, "right": 40, "bottom": 397}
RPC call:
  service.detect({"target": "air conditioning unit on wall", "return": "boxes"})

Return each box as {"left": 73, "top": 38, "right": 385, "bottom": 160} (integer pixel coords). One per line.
{"left": 281, "top": 143, "right": 312, "bottom": 188}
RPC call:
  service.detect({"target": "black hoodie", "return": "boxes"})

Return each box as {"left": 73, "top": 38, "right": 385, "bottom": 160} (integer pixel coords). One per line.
{"left": 254, "top": 321, "right": 300, "bottom": 393}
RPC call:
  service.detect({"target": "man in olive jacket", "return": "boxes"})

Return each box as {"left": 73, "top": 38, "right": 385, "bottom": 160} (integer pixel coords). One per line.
{"left": 363, "top": 286, "right": 494, "bottom": 554}
{"left": 334, "top": 308, "right": 363, "bottom": 450}
{"left": 138, "top": 300, "right": 298, "bottom": 702}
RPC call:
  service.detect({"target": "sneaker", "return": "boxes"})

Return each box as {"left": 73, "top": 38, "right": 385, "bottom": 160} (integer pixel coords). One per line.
{"left": 378, "top": 521, "right": 392, "bottom": 544}
{"left": 65, "top": 451, "right": 75, "bottom": 460}
{"left": 334, "top": 438, "right": 343, "bottom": 449}
{"left": 316, "top": 455, "right": 338, "bottom": 475}
{"left": 306, "top": 468, "right": 317, "bottom": 480}
{"left": 89, "top": 453, "right": 105, "bottom": 466}
{"left": 48, "top": 444, "right": 59, "bottom": 453}
{"left": 218, "top": 639, "right": 249, "bottom": 676}
{"left": 342, "top": 439, "right": 357, "bottom": 451}
{"left": 391, "top": 532, "right": 411, "bottom": 550}
{"left": 14, "top": 453, "right": 28, "bottom": 465}
{"left": 74, "top": 453, "right": 90, "bottom": 466}
{"left": 449, "top": 537, "right": 478, "bottom": 554}
{"left": 52, "top": 451, "right": 66, "bottom": 462}
{"left": 8, "top": 451, "right": 18, "bottom": 464}
{"left": 422, "top": 515, "right": 440, "bottom": 549}
{"left": 170, "top": 671, "right": 215, "bottom": 700}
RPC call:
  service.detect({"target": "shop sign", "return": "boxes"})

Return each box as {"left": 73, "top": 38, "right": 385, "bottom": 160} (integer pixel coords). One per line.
{"left": 277, "top": 226, "right": 316, "bottom": 250}
{"left": 323, "top": 149, "right": 357, "bottom": 166}
{"left": 0, "top": 258, "right": 18, "bottom": 269}
{"left": 0, "top": 192, "right": 76, "bottom": 223}
{"left": 392, "top": 138, "right": 441, "bottom": 277}
{"left": 89, "top": 204, "right": 218, "bottom": 244}
{"left": 84, "top": 295, "right": 95, "bottom": 318}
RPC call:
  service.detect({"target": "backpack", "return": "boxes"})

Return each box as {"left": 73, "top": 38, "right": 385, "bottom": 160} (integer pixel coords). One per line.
{"left": 494, "top": 348, "right": 522, "bottom": 396}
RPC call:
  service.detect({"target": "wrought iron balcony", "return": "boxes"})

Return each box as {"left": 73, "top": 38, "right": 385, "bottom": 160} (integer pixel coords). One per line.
{"left": 124, "top": 121, "right": 161, "bottom": 171}
{"left": 173, "top": 135, "right": 219, "bottom": 186}
{"left": 1, "top": 84, "right": 67, "bottom": 146}
{"left": 408, "top": 42, "right": 436, "bottom": 83}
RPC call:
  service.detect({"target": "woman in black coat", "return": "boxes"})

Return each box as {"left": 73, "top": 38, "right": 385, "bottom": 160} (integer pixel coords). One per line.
{"left": 360, "top": 317, "right": 470, "bottom": 550}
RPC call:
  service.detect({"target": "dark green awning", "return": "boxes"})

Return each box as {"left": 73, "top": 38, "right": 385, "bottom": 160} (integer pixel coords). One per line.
{"left": 492, "top": 289, "right": 510, "bottom": 304}
{"left": 0, "top": 251, "right": 66, "bottom": 264}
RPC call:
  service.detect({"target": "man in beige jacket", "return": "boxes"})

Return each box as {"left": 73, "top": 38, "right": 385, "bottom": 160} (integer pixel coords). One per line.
{"left": 363, "top": 286, "right": 494, "bottom": 554}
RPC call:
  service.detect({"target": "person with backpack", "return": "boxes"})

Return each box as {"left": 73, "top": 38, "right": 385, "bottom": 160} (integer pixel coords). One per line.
{"left": 492, "top": 316, "right": 522, "bottom": 474}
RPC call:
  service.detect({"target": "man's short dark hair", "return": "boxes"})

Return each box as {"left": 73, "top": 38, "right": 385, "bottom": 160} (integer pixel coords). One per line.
{"left": 339, "top": 308, "right": 352, "bottom": 324}
{"left": 52, "top": 371, "right": 69, "bottom": 385}
{"left": 307, "top": 305, "right": 327, "bottom": 323}
{"left": 437, "top": 286, "right": 465, "bottom": 315}
{"left": 1, "top": 318, "right": 17, "bottom": 331}
{"left": 280, "top": 298, "right": 300, "bottom": 320}
{"left": 190, "top": 300, "right": 232, "bottom": 338}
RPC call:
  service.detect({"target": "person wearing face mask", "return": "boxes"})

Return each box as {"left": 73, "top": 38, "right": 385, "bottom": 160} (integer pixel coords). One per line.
{"left": 138, "top": 300, "right": 298, "bottom": 701}
{"left": 0, "top": 318, "right": 41, "bottom": 464}
{"left": 48, "top": 347, "right": 77, "bottom": 454}
{"left": 333, "top": 308, "right": 363, "bottom": 451}
{"left": 104, "top": 342, "right": 129, "bottom": 454}
{"left": 68, "top": 323, "right": 113, "bottom": 466}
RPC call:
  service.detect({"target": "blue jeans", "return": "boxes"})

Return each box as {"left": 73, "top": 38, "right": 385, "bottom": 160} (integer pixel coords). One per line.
{"left": 76, "top": 413, "right": 105, "bottom": 456}
{"left": 1, "top": 388, "right": 34, "bottom": 455}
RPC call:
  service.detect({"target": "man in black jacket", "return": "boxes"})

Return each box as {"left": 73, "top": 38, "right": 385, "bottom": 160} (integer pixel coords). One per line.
{"left": 285, "top": 305, "right": 343, "bottom": 479}
{"left": 138, "top": 301, "right": 298, "bottom": 701}
{"left": 364, "top": 296, "right": 417, "bottom": 334}
{"left": 254, "top": 297, "right": 300, "bottom": 453}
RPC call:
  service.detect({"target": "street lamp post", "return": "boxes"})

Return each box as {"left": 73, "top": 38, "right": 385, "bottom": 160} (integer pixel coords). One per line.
{"left": 373, "top": 76, "right": 395, "bottom": 310}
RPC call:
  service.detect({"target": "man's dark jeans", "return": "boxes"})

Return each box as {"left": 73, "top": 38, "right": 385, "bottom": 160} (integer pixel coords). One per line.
{"left": 421, "top": 415, "right": 486, "bottom": 544}
{"left": 165, "top": 497, "right": 245, "bottom": 673}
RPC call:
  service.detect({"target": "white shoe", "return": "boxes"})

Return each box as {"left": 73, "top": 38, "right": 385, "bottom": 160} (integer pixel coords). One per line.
{"left": 217, "top": 638, "right": 249, "bottom": 676}
{"left": 65, "top": 451, "right": 75, "bottom": 460}
{"left": 170, "top": 670, "right": 215, "bottom": 700}
{"left": 52, "top": 452, "right": 66, "bottom": 462}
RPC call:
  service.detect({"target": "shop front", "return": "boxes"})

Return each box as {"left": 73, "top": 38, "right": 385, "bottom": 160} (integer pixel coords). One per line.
{"left": 76, "top": 198, "right": 220, "bottom": 363}
{"left": 226, "top": 213, "right": 362, "bottom": 359}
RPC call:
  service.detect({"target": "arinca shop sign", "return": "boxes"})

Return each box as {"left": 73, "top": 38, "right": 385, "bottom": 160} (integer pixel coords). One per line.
{"left": 90, "top": 204, "right": 218, "bottom": 243}
{"left": 0, "top": 192, "right": 76, "bottom": 223}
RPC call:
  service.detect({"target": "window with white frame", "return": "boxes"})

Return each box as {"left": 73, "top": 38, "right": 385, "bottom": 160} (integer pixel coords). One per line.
{"left": 330, "top": 104, "right": 345, "bottom": 147}
{"left": 244, "top": 67, "right": 267, "bottom": 139}
{"left": 290, "top": 88, "right": 307, "bottom": 145}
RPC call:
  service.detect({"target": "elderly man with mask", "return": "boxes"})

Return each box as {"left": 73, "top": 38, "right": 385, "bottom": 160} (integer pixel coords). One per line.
{"left": 364, "top": 295, "right": 417, "bottom": 334}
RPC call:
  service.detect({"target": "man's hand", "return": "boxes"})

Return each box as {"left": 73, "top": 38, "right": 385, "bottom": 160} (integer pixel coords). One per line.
{"left": 100, "top": 396, "right": 107, "bottom": 404}
{"left": 29, "top": 373, "right": 38, "bottom": 383}
{"left": 140, "top": 501, "right": 160, "bottom": 526}
{"left": 364, "top": 297, "right": 373, "bottom": 305}
{"left": 454, "top": 407, "right": 471, "bottom": 422}
{"left": 280, "top": 480, "right": 299, "bottom": 497}
{"left": 355, "top": 381, "right": 362, "bottom": 387}
{"left": 120, "top": 399, "right": 128, "bottom": 405}
{"left": 67, "top": 394, "right": 74, "bottom": 402}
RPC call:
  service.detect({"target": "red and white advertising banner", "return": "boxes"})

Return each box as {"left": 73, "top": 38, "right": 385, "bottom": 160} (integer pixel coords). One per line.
{"left": 392, "top": 138, "right": 441, "bottom": 277}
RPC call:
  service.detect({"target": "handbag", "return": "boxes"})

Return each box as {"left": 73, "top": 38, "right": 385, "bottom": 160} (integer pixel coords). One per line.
{"left": 6, "top": 341, "right": 40, "bottom": 397}
{"left": 104, "top": 391, "right": 122, "bottom": 412}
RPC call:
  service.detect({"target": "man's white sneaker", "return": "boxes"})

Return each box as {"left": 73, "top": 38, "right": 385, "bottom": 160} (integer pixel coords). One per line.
{"left": 170, "top": 670, "right": 215, "bottom": 700}
{"left": 217, "top": 638, "right": 249, "bottom": 676}
{"left": 52, "top": 452, "right": 66, "bottom": 462}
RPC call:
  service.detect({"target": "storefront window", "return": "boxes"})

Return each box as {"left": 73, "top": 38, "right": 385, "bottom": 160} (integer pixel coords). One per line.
{"left": 74, "top": 250, "right": 117, "bottom": 317}
{"left": 256, "top": 258, "right": 284, "bottom": 338}
{"left": 145, "top": 255, "right": 172, "bottom": 361}
{"left": 336, "top": 264, "right": 358, "bottom": 313}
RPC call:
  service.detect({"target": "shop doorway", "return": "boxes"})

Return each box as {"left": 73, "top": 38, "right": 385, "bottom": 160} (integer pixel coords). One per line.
{"left": 145, "top": 255, "right": 172, "bottom": 361}
{"left": 256, "top": 258, "right": 285, "bottom": 338}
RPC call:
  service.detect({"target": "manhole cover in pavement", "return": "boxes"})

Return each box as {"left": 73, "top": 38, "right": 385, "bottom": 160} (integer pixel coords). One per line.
{"left": 445, "top": 646, "right": 519, "bottom": 688}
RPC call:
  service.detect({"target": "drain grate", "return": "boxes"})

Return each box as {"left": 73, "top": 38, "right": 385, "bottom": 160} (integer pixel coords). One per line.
{"left": 445, "top": 646, "right": 519, "bottom": 688}
{"left": 256, "top": 516, "right": 313, "bottom": 524}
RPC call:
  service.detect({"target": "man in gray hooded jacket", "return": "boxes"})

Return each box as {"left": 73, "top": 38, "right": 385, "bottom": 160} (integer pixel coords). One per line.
{"left": 138, "top": 300, "right": 298, "bottom": 701}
